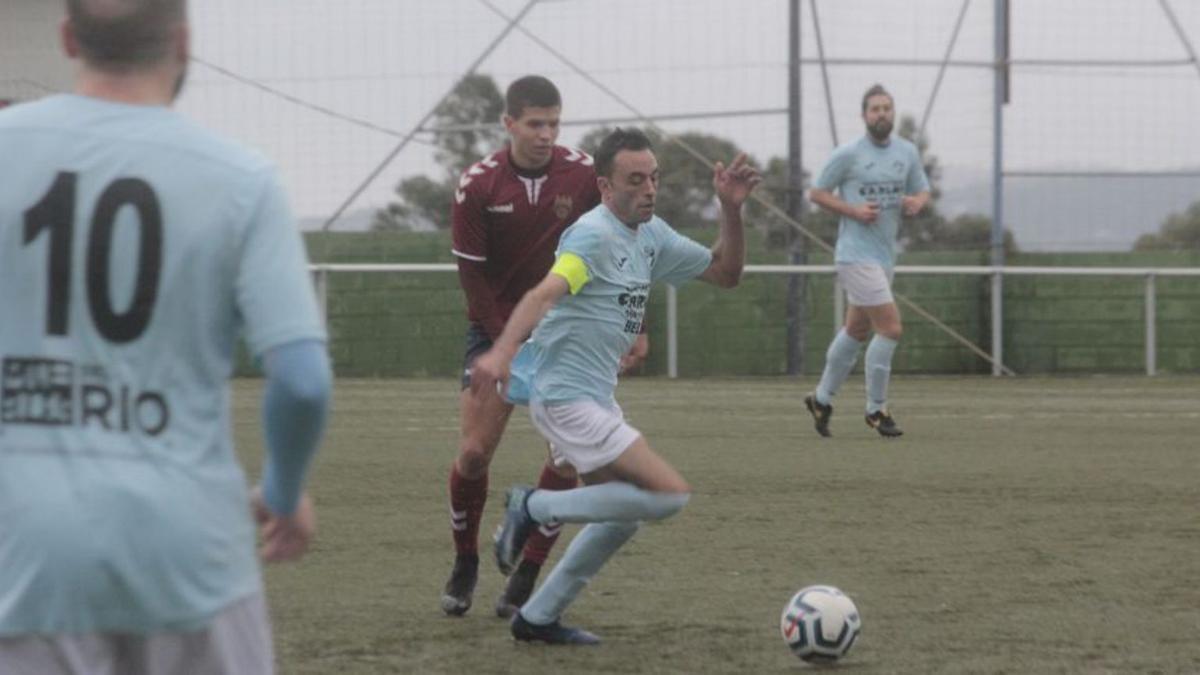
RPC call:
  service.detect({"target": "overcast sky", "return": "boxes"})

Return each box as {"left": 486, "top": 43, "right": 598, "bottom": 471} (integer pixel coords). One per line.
{"left": 167, "top": 0, "right": 1200, "bottom": 248}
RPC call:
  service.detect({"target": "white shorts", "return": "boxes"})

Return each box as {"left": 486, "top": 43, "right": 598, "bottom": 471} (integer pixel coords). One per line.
{"left": 530, "top": 399, "right": 642, "bottom": 474}
{"left": 0, "top": 592, "right": 273, "bottom": 675}
{"left": 837, "top": 263, "right": 895, "bottom": 306}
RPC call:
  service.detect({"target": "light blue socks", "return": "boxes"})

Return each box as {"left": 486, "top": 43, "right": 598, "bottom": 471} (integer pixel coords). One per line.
{"left": 526, "top": 482, "right": 690, "bottom": 524}
{"left": 815, "top": 329, "right": 862, "bottom": 405}
{"left": 520, "top": 482, "right": 690, "bottom": 625}
{"left": 865, "top": 335, "right": 898, "bottom": 414}
{"left": 520, "top": 521, "right": 640, "bottom": 625}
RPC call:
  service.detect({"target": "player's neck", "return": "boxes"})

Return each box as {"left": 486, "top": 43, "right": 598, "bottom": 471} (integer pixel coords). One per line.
{"left": 508, "top": 148, "right": 552, "bottom": 176}
{"left": 866, "top": 133, "right": 891, "bottom": 147}
{"left": 74, "top": 66, "right": 177, "bottom": 107}
{"left": 603, "top": 202, "right": 643, "bottom": 231}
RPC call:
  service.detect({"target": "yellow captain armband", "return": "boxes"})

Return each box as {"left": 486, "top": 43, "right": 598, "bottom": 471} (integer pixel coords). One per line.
{"left": 550, "top": 252, "right": 591, "bottom": 295}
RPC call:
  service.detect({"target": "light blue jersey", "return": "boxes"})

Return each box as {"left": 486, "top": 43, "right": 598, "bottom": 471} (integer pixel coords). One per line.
{"left": 0, "top": 95, "right": 325, "bottom": 635}
{"left": 814, "top": 135, "right": 929, "bottom": 269}
{"left": 510, "top": 204, "right": 711, "bottom": 406}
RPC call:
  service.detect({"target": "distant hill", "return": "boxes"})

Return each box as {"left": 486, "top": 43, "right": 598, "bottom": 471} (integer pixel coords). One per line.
{"left": 298, "top": 174, "right": 1199, "bottom": 252}
{"left": 939, "top": 170, "right": 1200, "bottom": 252}
{"left": 298, "top": 208, "right": 376, "bottom": 233}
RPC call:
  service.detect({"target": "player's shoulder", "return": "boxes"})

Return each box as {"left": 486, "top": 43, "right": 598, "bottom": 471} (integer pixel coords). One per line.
{"left": 4, "top": 95, "right": 274, "bottom": 177}
{"left": 641, "top": 215, "right": 679, "bottom": 242}
{"left": 0, "top": 95, "right": 57, "bottom": 128}
{"left": 565, "top": 203, "right": 606, "bottom": 231}
{"left": 891, "top": 135, "right": 920, "bottom": 155}
{"left": 825, "top": 138, "right": 865, "bottom": 164}
{"left": 551, "top": 145, "right": 596, "bottom": 173}
{"left": 460, "top": 149, "right": 507, "bottom": 179}
{"left": 559, "top": 204, "right": 609, "bottom": 243}
{"left": 167, "top": 115, "right": 276, "bottom": 177}
{"left": 455, "top": 149, "right": 507, "bottom": 201}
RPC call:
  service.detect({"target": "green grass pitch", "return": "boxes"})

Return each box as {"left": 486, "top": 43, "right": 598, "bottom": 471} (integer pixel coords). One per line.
{"left": 232, "top": 375, "right": 1200, "bottom": 674}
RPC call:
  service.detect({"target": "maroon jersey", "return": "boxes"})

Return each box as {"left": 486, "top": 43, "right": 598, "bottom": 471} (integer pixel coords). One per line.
{"left": 451, "top": 145, "right": 600, "bottom": 336}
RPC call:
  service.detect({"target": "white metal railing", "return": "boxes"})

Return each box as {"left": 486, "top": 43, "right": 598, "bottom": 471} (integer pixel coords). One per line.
{"left": 309, "top": 263, "right": 1200, "bottom": 377}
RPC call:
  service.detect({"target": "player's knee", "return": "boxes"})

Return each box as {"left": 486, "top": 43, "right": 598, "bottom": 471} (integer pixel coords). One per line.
{"left": 456, "top": 443, "right": 495, "bottom": 478}
{"left": 845, "top": 324, "right": 871, "bottom": 341}
{"left": 880, "top": 324, "right": 903, "bottom": 341}
{"left": 547, "top": 460, "right": 577, "bottom": 481}
{"left": 643, "top": 490, "right": 690, "bottom": 521}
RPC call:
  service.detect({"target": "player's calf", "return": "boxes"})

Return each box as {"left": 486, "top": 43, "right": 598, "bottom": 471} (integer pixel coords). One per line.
{"left": 495, "top": 558, "right": 542, "bottom": 618}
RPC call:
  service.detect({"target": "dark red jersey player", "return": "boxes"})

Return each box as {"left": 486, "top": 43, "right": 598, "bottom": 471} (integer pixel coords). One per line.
{"left": 440, "top": 75, "right": 598, "bottom": 620}
{"left": 451, "top": 144, "right": 600, "bottom": 339}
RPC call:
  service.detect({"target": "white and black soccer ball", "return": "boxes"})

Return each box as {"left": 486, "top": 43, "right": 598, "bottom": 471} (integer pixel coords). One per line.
{"left": 780, "top": 585, "right": 861, "bottom": 663}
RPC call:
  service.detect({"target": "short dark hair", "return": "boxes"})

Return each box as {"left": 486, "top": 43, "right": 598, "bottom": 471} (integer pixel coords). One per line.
{"left": 65, "top": 0, "right": 186, "bottom": 71}
{"left": 594, "top": 128, "right": 654, "bottom": 178}
{"left": 861, "top": 83, "right": 892, "bottom": 113}
{"left": 505, "top": 75, "right": 561, "bottom": 119}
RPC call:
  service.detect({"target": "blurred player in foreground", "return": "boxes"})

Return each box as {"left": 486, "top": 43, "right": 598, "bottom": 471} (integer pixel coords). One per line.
{"left": 0, "top": 1, "right": 330, "bottom": 672}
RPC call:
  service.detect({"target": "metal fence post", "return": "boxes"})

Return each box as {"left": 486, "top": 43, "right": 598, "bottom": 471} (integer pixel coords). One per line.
{"left": 312, "top": 267, "right": 329, "bottom": 327}
{"left": 667, "top": 284, "right": 678, "bottom": 379}
{"left": 991, "top": 271, "right": 1003, "bottom": 376}
{"left": 833, "top": 275, "right": 845, "bottom": 337}
{"left": 1145, "top": 273, "right": 1157, "bottom": 376}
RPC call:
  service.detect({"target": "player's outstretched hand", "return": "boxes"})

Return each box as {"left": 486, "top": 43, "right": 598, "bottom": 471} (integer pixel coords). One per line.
{"left": 251, "top": 488, "right": 316, "bottom": 563}
{"left": 713, "top": 153, "right": 762, "bottom": 209}
{"left": 469, "top": 348, "right": 511, "bottom": 399}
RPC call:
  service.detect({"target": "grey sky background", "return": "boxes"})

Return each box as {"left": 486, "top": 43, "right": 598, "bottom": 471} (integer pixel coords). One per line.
{"left": 8, "top": 0, "right": 1200, "bottom": 250}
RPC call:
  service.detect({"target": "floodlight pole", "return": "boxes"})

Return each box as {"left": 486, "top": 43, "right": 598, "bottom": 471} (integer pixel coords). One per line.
{"left": 990, "top": 0, "right": 1009, "bottom": 376}
{"left": 785, "top": 0, "right": 807, "bottom": 376}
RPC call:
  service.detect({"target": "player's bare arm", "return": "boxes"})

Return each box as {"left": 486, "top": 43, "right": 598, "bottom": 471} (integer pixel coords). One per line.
{"left": 456, "top": 258, "right": 505, "bottom": 339}
{"left": 470, "top": 272, "right": 570, "bottom": 395}
{"left": 701, "top": 153, "right": 762, "bottom": 288}
{"left": 810, "top": 188, "right": 880, "bottom": 224}
{"left": 619, "top": 333, "right": 650, "bottom": 375}
{"left": 901, "top": 190, "right": 931, "bottom": 217}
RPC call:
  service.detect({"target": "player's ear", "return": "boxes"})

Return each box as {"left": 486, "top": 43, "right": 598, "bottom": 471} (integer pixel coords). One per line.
{"left": 173, "top": 23, "right": 190, "bottom": 64}
{"left": 61, "top": 18, "right": 81, "bottom": 59}
{"left": 502, "top": 114, "right": 515, "bottom": 133}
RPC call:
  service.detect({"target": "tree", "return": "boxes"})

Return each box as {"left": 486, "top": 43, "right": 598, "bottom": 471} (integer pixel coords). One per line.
{"left": 1134, "top": 201, "right": 1200, "bottom": 250}
{"left": 374, "top": 74, "right": 505, "bottom": 231}
{"left": 894, "top": 115, "right": 1017, "bottom": 253}
{"left": 579, "top": 127, "right": 758, "bottom": 230}
{"left": 751, "top": 156, "right": 837, "bottom": 253}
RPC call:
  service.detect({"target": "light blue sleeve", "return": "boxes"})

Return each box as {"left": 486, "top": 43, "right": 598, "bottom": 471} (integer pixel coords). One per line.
{"left": 906, "top": 143, "right": 931, "bottom": 194}
{"left": 260, "top": 339, "right": 332, "bottom": 516}
{"left": 236, "top": 170, "right": 327, "bottom": 358}
{"left": 815, "top": 144, "right": 854, "bottom": 192}
{"left": 556, "top": 221, "right": 606, "bottom": 272}
{"left": 649, "top": 222, "right": 713, "bottom": 287}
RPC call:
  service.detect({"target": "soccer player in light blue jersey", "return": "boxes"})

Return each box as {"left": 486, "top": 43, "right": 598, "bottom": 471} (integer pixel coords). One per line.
{"left": 470, "top": 128, "right": 761, "bottom": 644}
{"left": 0, "top": 2, "right": 331, "bottom": 673}
{"left": 805, "top": 84, "right": 931, "bottom": 438}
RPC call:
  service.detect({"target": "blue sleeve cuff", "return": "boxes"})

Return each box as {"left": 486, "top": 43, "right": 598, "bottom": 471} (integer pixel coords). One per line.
{"left": 259, "top": 339, "right": 332, "bottom": 515}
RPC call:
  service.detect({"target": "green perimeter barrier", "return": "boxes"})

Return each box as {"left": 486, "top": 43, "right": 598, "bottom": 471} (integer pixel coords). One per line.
{"left": 239, "top": 232, "right": 1200, "bottom": 377}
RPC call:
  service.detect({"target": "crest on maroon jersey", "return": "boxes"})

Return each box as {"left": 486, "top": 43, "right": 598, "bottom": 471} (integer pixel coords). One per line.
{"left": 553, "top": 194, "right": 574, "bottom": 220}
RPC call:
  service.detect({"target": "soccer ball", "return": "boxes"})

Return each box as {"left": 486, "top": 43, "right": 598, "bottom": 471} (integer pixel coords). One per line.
{"left": 780, "top": 585, "right": 861, "bottom": 663}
